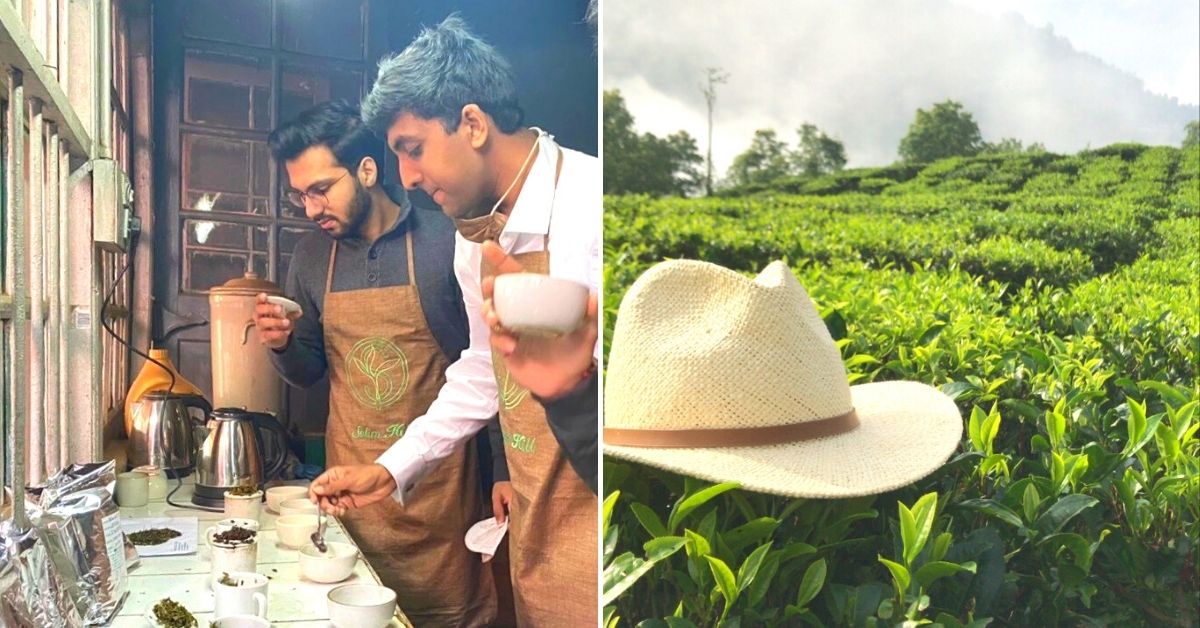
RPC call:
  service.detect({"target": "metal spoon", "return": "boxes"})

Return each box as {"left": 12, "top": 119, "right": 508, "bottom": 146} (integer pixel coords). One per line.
{"left": 311, "top": 495, "right": 336, "bottom": 553}
{"left": 311, "top": 511, "right": 327, "bottom": 553}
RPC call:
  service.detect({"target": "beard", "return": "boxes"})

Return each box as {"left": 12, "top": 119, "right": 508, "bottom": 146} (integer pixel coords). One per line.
{"left": 330, "top": 180, "right": 372, "bottom": 240}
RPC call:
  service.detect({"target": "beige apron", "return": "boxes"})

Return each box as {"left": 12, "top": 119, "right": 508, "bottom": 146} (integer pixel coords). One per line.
{"left": 323, "top": 230, "right": 496, "bottom": 627}
{"left": 481, "top": 246, "right": 598, "bottom": 627}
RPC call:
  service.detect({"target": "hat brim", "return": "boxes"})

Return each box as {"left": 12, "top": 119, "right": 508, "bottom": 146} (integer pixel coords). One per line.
{"left": 604, "top": 381, "right": 963, "bottom": 498}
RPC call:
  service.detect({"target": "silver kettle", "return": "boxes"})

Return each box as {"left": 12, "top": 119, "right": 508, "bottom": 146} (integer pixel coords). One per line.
{"left": 193, "top": 407, "right": 289, "bottom": 508}
{"left": 127, "top": 391, "right": 212, "bottom": 477}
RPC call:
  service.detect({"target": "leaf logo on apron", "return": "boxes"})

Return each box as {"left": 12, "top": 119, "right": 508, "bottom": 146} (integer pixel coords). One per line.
{"left": 499, "top": 369, "right": 530, "bottom": 411}
{"left": 346, "top": 337, "right": 410, "bottom": 410}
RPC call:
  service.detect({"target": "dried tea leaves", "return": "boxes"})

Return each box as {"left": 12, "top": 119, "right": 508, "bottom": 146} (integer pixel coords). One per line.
{"left": 152, "top": 598, "right": 197, "bottom": 628}
{"left": 129, "top": 527, "right": 183, "bottom": 546}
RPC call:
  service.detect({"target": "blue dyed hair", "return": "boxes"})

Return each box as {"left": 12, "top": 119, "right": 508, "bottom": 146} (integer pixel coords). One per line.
{"left": 361, "top": 14, "right": 523, "bottom": 136}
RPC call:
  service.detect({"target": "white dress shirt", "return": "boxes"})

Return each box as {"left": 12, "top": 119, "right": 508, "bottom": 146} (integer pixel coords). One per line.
{"left": 376, "top": 132, "right": 601, "bottom": 504}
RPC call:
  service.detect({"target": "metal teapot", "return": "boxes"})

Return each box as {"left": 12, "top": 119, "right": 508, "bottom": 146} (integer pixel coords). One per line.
{"left": 192, "top": 407, "right": 289, "bottom": 508}
{"left": 127, "top": 391, "right": 212, "bottom": 477}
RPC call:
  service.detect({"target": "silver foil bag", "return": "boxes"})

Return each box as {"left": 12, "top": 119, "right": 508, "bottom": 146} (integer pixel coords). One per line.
{"left": 34, "top": 488, "right": 129, "bottom": 626}
{"left": 31, "top": 461, "right": 139, "bottom": 569}
{"left": 0, "top": 518, "right": 70, "bottom": 627}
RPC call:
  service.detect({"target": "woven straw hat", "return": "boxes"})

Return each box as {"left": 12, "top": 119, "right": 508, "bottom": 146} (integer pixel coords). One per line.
{"left": 604, "top": 259, "right": 962, "bottom": 498}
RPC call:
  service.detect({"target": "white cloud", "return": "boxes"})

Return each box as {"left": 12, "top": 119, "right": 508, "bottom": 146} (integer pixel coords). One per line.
{"left": 604, "top": 0, "right": 1200, "bottom": 170}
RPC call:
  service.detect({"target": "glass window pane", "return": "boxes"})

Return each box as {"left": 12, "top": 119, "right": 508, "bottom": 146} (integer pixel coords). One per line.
{"left": 183, "top": 0, "right": 271, "bottom": 48}
{"left": 280, "top": 65, "right": 363, "bottom": 124}
{"left": 186, "top": 250, "right": 250, "bottom": 292}
{"left": 278, "top": 0, "right": 365, "bottom": 61}
{"left": 183, "top": 133, "right": 270, "bottom": 215}
{"left": 278, "top": 226, "right": 314, "bottom": 284}
{"left": 184, "top": 219, "right": 250, "bottom": 250}
{"left": 185, "top": 50, "right": 272, "bottom": 130}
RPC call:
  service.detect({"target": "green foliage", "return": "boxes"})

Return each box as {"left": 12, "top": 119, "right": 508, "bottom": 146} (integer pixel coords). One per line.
{"left": 604, "top": 90, "right": 705, "bottom": 197}
{"left": 726, "top": 124, "right": 849, "bottom": 189}
{"left": 899, "top": 100, "right": 984, "bottom": 163}
{"left": 727, "top": 129, "right": 793, "bottom": 188}
{"left": 1181, "top": 120, "right": 1199, "bottom": 149}
{"left": 604, "top": 145, "right": 1200, "bottom": 626}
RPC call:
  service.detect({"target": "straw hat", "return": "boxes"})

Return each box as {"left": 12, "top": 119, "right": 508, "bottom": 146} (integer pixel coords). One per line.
{"left": 604, "top": 259, "right": 962, "bottom": 498}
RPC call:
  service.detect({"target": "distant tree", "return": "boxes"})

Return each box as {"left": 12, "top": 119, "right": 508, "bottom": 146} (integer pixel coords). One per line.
{"left": 981, "top": 137, "right": 1047, "bottom": 154}
{"left": 898, "top": 100, "right": 983, "bottom": 163}
{"left": 728, "top": 129, "right": 791, "bottom": 187}
{"left": 603, "top": 90, "right": 705, "bottom": 196}
{"left": 663, "top": 131, "right": 705, "bottom": 196}
{"left": 792, "top": 123, "right": 847, "bottom": 176}
{"left": 1184, "top": 120, "right": 1200, "bottom": 149}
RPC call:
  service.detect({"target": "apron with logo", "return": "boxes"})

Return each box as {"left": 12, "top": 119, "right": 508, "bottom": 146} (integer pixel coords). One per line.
{"left": 460, "top": 136, "right": 597, "bottom": 626}
{"left": 323, "top": 230, "right": 495, "bottom": 627}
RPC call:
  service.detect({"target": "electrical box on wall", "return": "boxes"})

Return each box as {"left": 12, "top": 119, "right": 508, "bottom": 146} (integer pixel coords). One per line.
{"left": 93, "top": 158, "right": 135, "bottom": 253}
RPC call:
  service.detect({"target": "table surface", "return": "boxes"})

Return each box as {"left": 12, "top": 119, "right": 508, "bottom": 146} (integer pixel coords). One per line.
{"left": 107, "top": 477, "right": 412, "bottom": 627}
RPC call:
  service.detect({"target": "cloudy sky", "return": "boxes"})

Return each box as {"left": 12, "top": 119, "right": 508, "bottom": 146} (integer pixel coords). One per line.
{"left": 603, "top": 0, "right": 1200, "bottom": 172}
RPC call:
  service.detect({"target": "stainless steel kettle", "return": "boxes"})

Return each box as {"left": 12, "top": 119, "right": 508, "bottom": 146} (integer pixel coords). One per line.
{"left": 193, "top": 407, "right": 289, "bottom": 508}
{"left": 127, "top": 391, "right": 212, "bottom": 477}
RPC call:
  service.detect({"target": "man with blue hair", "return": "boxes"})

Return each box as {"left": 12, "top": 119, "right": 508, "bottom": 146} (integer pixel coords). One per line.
{"left": 308, "top": 14, "right": 599, "bottom": 627}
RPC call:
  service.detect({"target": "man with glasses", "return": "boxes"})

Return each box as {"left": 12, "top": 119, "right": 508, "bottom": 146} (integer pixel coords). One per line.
{"left": 252, "top": 100, "right": 498, "bottom": 627}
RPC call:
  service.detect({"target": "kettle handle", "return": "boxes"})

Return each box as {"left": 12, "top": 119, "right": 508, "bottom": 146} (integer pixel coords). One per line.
{"left": 249, "top": 412, "right": 290, "bottom": 481}
{"left": 180, "top": 394, "right": 213, "bottom": 425}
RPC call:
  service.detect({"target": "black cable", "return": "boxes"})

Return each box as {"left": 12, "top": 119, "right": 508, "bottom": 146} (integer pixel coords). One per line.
{"left": 100, "top": 219, "right": 177, "bottom": 394}
{"left": 103, "top": 222, "right": 220, "bottom": 513}
{"left": 166, "top": 472, "right": 220, "bottom": 512}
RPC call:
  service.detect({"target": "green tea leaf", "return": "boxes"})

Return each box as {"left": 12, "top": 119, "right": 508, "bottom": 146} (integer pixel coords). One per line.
{"left": 644, "top": 536, "right": 687, "bottom": 562}
{"left": 669, "top": 482, "right": 740, "bottom": 532}
{"left": 1022, "top": 484, "right": 1041, "bottom": 524}
{"left": 723, "top": 517, "right": 780, "bottom": 554}
{"left": 602, "top": 491, "right": 619, "bottom": 538}
{"left": 631, "top": 503, "right": 669, "bottom": 538}
{"left": 958, "top": 499, "right": 1024, "bottom": 529}
{"left": 736, "top": 542, "right": 772, "bottom": 593}
{"left": 899, "top": 502, "right": 918, "bottom": 566}
{"left": 705, "top": 555, "right": 739, "bottom": 613}
{"left": 878, "top": 556, "right": 911, "bottom": 598}
{"left": 747, "top": 553, "right": 781, "bottom": 607}
{"left": 795, "top": 558, "right": 827, "bottom": 607}
{"left": 914, "top": 561, "right": 977, "bottom": 588}
{"left": 931, "top": 532, "right": 953, "bottom": 562}
{"left": 1035, "top": 494, "right": 1099, "bottom": 534}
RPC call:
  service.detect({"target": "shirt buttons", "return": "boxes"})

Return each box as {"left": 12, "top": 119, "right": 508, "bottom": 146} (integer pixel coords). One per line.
{"left": 368, "top": 248, "right": 378, "bottom": 260}
{"left": 367, "top": 272, "right": 379, "bottom": 283}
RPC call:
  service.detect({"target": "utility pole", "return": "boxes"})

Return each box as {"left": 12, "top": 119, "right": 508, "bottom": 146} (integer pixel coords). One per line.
{"left": 701, "top": 67, "right": 728, "bottom": 196}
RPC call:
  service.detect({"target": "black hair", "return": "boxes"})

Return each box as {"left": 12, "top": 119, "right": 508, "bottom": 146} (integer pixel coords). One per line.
{"left": 267, "top": 100, "right": 386, "bottom": 170}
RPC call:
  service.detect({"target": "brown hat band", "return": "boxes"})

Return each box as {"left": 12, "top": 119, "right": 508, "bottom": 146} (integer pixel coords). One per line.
{"left": 604, "top": 408, "right": 860, "bottom": 449}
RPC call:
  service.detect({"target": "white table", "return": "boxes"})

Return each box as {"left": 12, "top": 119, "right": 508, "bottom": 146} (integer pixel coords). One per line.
{"left": 107, "top": 477, "right": 411, "bottom": 627}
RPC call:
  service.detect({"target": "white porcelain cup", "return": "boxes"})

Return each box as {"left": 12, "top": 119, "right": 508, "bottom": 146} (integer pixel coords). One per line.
{"left": 115, "top": 471, "right": 149, "bottom": 507}
{"left": 133, "top": 465, "right": 169, "bottom": 501}
{"left": 493, "top": 273, "right": 589, "bottom": 335}
{"left": 210, "top": 615, "right": 270, "bottom": 628}
{"left": 328, "top": 583, "right": 397, "bottom": 628}
{"left": 213, "top": 571, "right": 268, "bottom": 620}
{"left": 209, "top": 533, "right": 258, "bottom": 590}
{"left": 224, "top": 490, "right": 263, "bottom": 521}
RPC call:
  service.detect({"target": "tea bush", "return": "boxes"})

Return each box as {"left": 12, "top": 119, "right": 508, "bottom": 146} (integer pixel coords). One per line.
{"left": 603, "top": 144, "right": 1200, "bottom": 627}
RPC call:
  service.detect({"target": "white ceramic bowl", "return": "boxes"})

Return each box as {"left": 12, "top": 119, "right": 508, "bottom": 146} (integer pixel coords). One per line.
{"left": 493, "top": 273, "right": 589, "bottom": 335}
{"left": 327, "top": 584, "right": 397, "bottom": 628}
{"left": 266, "top": 295, "right": 303, "bottom": 317}
{"left": 276, "top": 514, "right": 320, "bottom": 549}
{"left": 299, "top": 542, "right": 358, "bottom": 583}
{"left": 266, "top": 485, "right": 310, "bottom": 513}
{"left": 279, "top": 498, "right": 319, "bottom": 517}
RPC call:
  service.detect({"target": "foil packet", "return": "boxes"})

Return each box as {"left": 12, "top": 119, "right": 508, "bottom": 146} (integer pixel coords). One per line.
{"left": 29, "top": 462, "right": 139, "bottom": 569}
{"left": 0, "top": 516, "right": 71, "bottom": 627}
{"left": 33, "top": 487, "right": 129, "bottom": 626}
